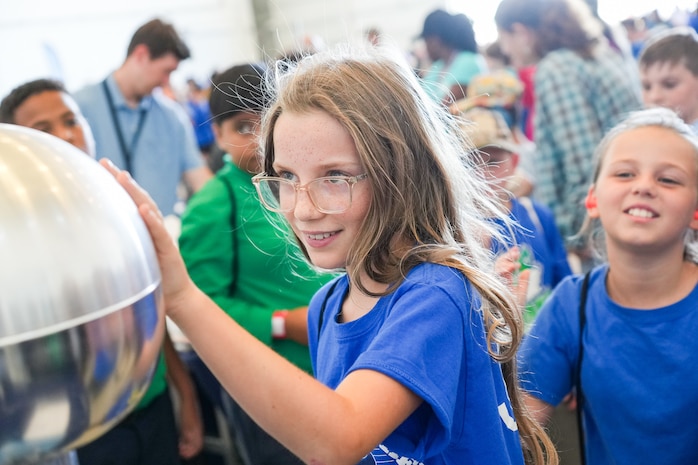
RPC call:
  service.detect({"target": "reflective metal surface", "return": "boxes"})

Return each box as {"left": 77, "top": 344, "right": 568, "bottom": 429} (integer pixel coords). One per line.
{"left": 0, "top": 124, "right": 164, "bottom": 464}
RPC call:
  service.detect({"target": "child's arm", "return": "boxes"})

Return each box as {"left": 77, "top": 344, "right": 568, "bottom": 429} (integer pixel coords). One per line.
{"left": 101, "top": 159, "right": 422, "bottom": 464}
{"left": 163, "top": 332, "right": 204, "bottom": 459}
{"left": 495, "top": 246, "right": 531, "bottom": 307}
{"left": 523, "top": 392, "right": 555, "bottom": 425}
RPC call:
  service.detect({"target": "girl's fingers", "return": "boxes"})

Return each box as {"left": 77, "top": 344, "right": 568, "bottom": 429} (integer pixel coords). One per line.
{"left": 495, "top": 247, "right": 521, "bottom": 277}
{"left": 138, "top": 203, "right": 177, "bottom": 253}
{"left": 99, "top": 157, "right": 119, "bottom": 176}
{"left": 515, "top": 268, "right": 531, "bottom": 307}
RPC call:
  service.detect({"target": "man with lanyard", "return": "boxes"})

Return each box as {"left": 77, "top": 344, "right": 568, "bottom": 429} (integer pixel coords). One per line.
{"left": 74, "top": 18, "right": 208, "bottom": 465}
{"left": 74, "top": 17, "right": 211, "bottom": 216}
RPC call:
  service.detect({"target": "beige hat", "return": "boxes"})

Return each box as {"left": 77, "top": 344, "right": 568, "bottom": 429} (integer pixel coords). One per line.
{"left": 450, "top": 70, "right": 524, "bottom": 114}
{"left": 457, "top": 107, "right": 518, "bottom": 153}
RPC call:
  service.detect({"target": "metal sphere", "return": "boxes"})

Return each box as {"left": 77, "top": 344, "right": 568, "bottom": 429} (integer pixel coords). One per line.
{"left": 0, "top": 124, "right": 164, "bottom": 464}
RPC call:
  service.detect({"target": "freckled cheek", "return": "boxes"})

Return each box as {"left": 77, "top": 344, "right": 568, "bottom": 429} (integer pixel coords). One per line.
{"left": 283, "top": 211, "right": 297, "bottom": 227}
{"left": 352, "top": 188, "right": 373, "bottom": 219}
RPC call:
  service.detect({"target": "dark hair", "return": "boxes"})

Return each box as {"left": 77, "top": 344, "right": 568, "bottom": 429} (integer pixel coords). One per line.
{"left": 0, "top": 78, "right": 67, "bottom": 124}
{"left": 420, "top": 9, "right": 478, "bottom": 53}
{"left": 126, "top": 18, "right": 190, "bottom": 60}
{"left": 483, "top": 41, "right": 510, "bottom": 66}
{"left": 639, "top": 27, "right": 698, "bottom": 76}
{"left": 209, "top": 63, "right": 267, "bottom": 125}
{"left": 495, "top": 0, "right": 603, "bottom": 59}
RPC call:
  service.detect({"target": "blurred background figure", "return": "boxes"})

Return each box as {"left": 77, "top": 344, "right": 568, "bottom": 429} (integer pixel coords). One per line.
{"left": 365, "top": 27, "right": 382, "bottom": 46}
{"left": 457, "top": 106, "right": 571, "bottom": 329}
{"left": 0, "top": 78, "right": 95, "bottom": 157}
{"left": 620, "top": 16, "right": 650, "bottom": 58}
{"left": 452, "top": 69, "right": 535, "bottom": 197}
{"left": 185, "top": 77, "right": 215, "bottom": 160}
{"left": 638, "top": 26, "right": 698, "bottom": 132}
{"left": 495, "top": 0, "right": 642, "bottom": 269}
{"left": 481, "top": 41, "right": 512, "bottom": 72}
{"left": 74, "top": 18, "right": 212, "bottom": 218}
{"left": 417, "top": 8, "right": 487, "bottom": 106}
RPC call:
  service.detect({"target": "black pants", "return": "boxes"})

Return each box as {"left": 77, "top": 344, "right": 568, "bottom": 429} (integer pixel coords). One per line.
{"left": 76, "top": 390, "right": 180, "bottom": 465}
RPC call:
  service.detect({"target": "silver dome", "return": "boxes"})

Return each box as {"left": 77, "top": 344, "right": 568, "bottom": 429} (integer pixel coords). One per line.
{"left": 0, "top": 124, "right": 164, "bottom": 464}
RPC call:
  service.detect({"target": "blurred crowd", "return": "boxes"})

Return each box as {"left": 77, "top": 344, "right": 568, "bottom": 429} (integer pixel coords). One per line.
{"left": 3, "top": 1, "right": 698, "bottom": 464}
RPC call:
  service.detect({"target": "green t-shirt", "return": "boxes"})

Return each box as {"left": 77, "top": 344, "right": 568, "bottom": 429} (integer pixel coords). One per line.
{"left": 135, "top": 351, "right": 167, "bottom": 409}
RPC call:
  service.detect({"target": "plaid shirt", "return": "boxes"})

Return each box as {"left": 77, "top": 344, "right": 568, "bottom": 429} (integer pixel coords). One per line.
{"left": 534, "top": 48, "right": 642, "bottom": 246}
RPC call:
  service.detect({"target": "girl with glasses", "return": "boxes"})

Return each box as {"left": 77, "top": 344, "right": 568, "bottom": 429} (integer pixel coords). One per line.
{"left": 103, "top": 45, "right": 557, "bottom": 465}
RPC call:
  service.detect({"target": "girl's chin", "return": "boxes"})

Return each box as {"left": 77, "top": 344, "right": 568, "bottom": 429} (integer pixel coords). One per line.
{"left": 309, "top": 259, "right": 345, "bottom": 272}
{"left": 305, "top": 252, "right": 346, "bottom": 272}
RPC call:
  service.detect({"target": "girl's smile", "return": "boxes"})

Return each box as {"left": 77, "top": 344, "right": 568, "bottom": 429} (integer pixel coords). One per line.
{"left": 586, "top": 125, "right": 698, "bottom": 254}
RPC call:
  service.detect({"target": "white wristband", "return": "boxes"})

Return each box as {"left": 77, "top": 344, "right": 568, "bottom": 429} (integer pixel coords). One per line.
{"left": 272, "top": 310, "right": 288, "bottom": 339}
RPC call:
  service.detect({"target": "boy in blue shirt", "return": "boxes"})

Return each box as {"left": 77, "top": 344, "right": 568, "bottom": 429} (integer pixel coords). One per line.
{"left": 459, "top": 107, "right": 572, "bottom": 326}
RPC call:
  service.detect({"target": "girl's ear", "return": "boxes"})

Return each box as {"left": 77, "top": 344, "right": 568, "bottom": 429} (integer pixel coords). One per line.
{"left": 585, "top": 185, "right": 599, "bottom": 218}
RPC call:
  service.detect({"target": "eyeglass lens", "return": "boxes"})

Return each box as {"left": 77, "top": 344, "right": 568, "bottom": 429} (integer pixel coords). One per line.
{"left": 258, "top": 178, "right": 352, "bottom": 213}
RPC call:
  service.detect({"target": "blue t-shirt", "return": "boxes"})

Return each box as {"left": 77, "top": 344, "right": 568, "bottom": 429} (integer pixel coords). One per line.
{"left": 492, "top": 197, "right": 572, "bottom": 325}
{"left": 520, "top": 265, "right": 698, "bottom": 465}
{"left": 494, "top": 197, "right": 571, "bottom": 289}
{"left": 308, "top": 263, "right": 524, "bottom": 464}
{"left": 74, "top": 75, "right": 203, "bottom": 216}
{"left": 186, "top": 99, "right": 215, "bottom": 150}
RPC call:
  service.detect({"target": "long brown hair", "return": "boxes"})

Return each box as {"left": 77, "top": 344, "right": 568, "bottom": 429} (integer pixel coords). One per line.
{"left": 260, "top": 45, "right": 558, "bottom": 465}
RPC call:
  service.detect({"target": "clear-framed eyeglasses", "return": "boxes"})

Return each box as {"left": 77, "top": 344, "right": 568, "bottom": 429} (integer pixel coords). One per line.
{"left": 252, "top": 173, "right": 368, "bottom": 214}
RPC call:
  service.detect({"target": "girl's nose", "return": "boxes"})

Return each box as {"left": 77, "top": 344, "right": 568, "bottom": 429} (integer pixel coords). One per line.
{"left": 293, "top": 189, "right": 323, "bottom": 220}
{"left": 632, "top": 176, "right": 657, "bottom": 197}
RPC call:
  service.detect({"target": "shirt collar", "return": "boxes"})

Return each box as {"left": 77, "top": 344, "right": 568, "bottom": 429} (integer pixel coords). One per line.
{"left": 105, "top": 73, "right": 153, "bottom": 111}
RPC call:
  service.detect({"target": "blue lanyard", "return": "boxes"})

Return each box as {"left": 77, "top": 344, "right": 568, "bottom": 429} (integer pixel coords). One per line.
{"left": 101, "top": 79, "right": 148, "bottom": 174}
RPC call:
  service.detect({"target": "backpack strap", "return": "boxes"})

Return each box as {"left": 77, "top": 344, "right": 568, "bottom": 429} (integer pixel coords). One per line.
{"left": 317, "top": 279, "right": 342, "bottom": 336}
{"left": 219, "top": 175, "right": 238, "bottom": 297}
{"left": 576, "top": 270, "right": 591, "bottom": 465}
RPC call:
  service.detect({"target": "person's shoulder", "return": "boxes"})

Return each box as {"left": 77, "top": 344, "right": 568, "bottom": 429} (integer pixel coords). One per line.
{"left": 151, "top": 92, "right": 200, "bottom": 140}
{"left": 188, "top": 171, "right": 228, "bottom": 200}
{"left": 151, "top": 91, "right": 191, "bottom": 119}
{"left": 453, "top": 49, "right": 480, "bottom": 62}
{"left": 310, "top": 274, "right": 348, "bottom": 307}
{"left": 401, "top": 263, "right": 472, "bottom": 296}
{"left": 551, "top": 265, "right": 606, "bottom": 299}
{"left": 521, "top": 196, "right": 555, "bottom": 220}
{"left": 540, "top": 48, "right": 580, "bottom": 67}
{"left": 151, "top": 92, "right": 184, "bottom": 114}
{"left": 73, "top": 81, "right": 102, "bottom": 105}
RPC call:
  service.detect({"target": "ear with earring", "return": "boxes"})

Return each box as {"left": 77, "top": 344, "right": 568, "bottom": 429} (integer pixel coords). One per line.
{"left": 584, "top": 188, "right": 599, "bottom": 219}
